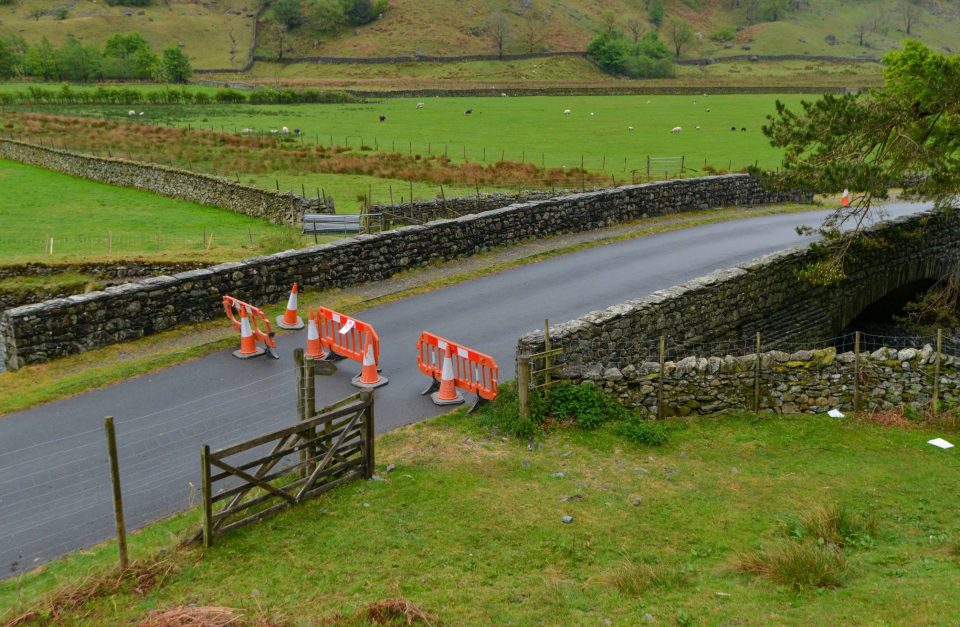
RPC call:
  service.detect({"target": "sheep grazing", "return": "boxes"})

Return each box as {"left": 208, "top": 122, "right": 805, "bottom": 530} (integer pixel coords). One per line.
{"left": 695, "top": 126, "right": 701, "bottom": 130}
{"left": 706, "top": 108, "right": 711, "bottom": 113}
{"left": 379, "top": 115, "right": 387, "bottom": 122}
{"left": 646, "top": 100, "right": 651, "bottom": 104}
{"left": 730, "top": 126, "right": 737, "bottom": 131}
{"left": 416, "top": 102, "right": 425, "bottom": 109}
{"left": 501, "top": 92, "right": 507, "bottom": 97}
{"left": 269, "top": 129, "right": 278, "bottom": 134}
{"left": 563, "top": 109, "right": 571, "bottom": 115}
{"left": 692, "top": 100, "right": 697, "bottom": 105}
{"left": 281, "top": 126, "right": 290, "bottom": 134}
{"left": 741, "top": 127, "right": 747, "bottom": 132}
{"left": 590, "top": 112, "right": 595, "bottom": 116}
{"left": 138, "top": 111, "right": 144, "bottom": 116}
{"left": 671, "top": 126, "right": 683, "bottom": 133}
{"left": 241, "top": 127, "right": 253, "bottom": 134}
{"left": 464, "top": 109, "right": 473, "bottom": 115}
{"left": 128, "top": 110, "right": 136, "bottom": 116}
{"left": 628, "top": 126, "right": 635, "bottom": 131}
{"left": 293, "top": 128, "right": 301, "bottom": 135}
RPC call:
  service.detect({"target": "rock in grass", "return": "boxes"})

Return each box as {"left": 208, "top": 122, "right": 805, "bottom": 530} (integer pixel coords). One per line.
{"left": 551, "top": 471, "right": 565, "bottom": 478}
{"left": 385, "top": 463, "right": 395, "bottom": 473}
{"left": 561, "top": 515, "right": 573, "bottom": 524}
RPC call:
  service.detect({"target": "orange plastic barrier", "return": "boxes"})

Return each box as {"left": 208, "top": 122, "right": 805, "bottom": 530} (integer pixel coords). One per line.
{"left": 223, "top": 296, "right": 279, "bottom": 359}
{"left": 313, "top": 307, "right": 387, "bottom": 388}
{"left": 417, "top": 331, "right": 499, "bottom": 411}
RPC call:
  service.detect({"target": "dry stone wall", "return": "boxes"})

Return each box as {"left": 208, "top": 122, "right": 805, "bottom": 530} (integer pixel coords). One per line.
{"left": 0, "top": 175, "right": 807, "bottom": 370}
{"left": 0, "top": 139, "right": 331, "bottom": 227}
{"left": 567, "top": 345, "right": 958, "bottom": 417}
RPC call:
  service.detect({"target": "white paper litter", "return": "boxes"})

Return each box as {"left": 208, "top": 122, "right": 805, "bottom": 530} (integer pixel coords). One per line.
{"left": 338, "top": 318, "right": 355, "bottom": 335}
{"left": 927, "top": 438, "right": 954, "bottom": 449}
{"left": 827, "top": 409, "right": 845, "bottom": 418}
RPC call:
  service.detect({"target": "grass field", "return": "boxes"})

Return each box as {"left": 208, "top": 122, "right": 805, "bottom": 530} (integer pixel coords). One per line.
{"left": 0, "top": 159, "right": 318, "bottom": 263}
{"left": 3, "top": 403, "right": 959, "bottom": 625}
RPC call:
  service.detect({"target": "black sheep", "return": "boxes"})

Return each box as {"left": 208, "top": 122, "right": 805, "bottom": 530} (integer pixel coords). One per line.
{"left": 464, "top": 109, "right": 473, "bottom": 115}
{"left": 379, "top": 115, "right": 387, "bottom": 122}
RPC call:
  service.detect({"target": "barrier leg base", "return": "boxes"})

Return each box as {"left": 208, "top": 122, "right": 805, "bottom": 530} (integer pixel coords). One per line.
{"left": 276, "top": 316, "right": 305, "bottom": 330}
{"left": 233, "top": 347, "right": 266, "bottom": 359}
{"left": 431, "top": 391, "right": 464, "bottom": 406}
{"left": 352, "top": 374, "right": 389, "bottom": 389}
{"left": 468, "top": 396, "right": 488, "bottom": 414}
{"left": 421, "top": 378, "right": 440, "bottom": 396}
{"left": 324, "top": 352, "right": 348, "bottom": 362}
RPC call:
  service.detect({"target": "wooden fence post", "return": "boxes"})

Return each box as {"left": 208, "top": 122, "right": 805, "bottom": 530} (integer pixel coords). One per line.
{"left": 934, "top": 328, "right": 942, "bottom": 419}
{"left": 754, "top": 332, "right": 761, "bottom": 412}
{"left": 361, "top": 390, "right": 375, "bottom": 479}
{"left": 104, "top": 416, "right": 129, "bottom": 570}
{"left": 657, "top": 336, "right": 666, "bottom": 420}
{"left": 853, "top": 331, "right": 861, "bottom": 414}
{"left": 517, "top": 355, "right": 531, "bottom": 422}
{"left": 543, "top": 319, "right": 552, "bottom": 398}
{"left": 294, "top": 348, "right": 307, "bottom": 476}
{"left": 201, "top": 444, "right": 213, "bottom": 548}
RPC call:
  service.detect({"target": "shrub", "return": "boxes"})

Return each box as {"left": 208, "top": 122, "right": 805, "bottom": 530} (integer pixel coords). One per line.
{"left": 545, "top": 383, "right": 625, "bottom": 429}
{"left": 215, "top": 89, "right": 247, "bottom": 104}
{"left": 473, "top": 380, "right": 542, "bottom": 439}
{"left": 54, "top": 5, "right": 69, "bottom": 19}
{"left": 617, "top": 416, "right": 669, "bottom": 446}
{"left": 736, "top": 540, "right": 847, "bottom": 589}
{"left": 711, "top": 27, "right": 737, "bottom": 42}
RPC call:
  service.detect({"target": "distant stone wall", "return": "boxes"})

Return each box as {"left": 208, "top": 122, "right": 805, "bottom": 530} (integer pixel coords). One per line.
{"left": 0, "top": 174, "right": 809, "bottom": 370}
{"left": 0, "top": 139, "right": 332, "bottom": 227}
{"left": 372, "top": 190, "right": 570, "bottom": 224}
{"left": 566, "top": 345, "right": 958, "bottom": 416}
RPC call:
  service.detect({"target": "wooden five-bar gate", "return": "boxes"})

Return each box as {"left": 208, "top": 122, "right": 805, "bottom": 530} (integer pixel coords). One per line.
{"left": 198, "top": 390, "right": 375, "bottom": 547}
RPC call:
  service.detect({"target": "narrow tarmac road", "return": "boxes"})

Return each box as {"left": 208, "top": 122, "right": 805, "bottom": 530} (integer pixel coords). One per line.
{"left": 0, "top": 203, "right": 926, "bottom": 576}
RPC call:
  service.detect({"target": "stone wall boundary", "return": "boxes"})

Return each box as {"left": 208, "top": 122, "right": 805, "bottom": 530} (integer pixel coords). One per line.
{"left": 0, "top": 139, "right": 332, "bottom": 227}
{"left": 0, "top": 174, "right": 809, "bottom": 370}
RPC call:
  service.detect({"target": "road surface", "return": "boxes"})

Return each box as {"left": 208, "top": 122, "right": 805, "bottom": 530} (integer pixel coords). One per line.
{"left": 0, "top": 202, "right": 926, "bottom": 576}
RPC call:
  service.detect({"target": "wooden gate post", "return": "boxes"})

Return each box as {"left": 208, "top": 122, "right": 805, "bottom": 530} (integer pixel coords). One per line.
{"left": 361, "top": 390, "right": 375, "bottom": 479}
{"left": 754, "top": 332, "right": 762, "bottom": 412}
{"left": 294, "top": 348, "right": 307, "bottom": 476}
{"left": 104, "top": 416, "right": 129, "bottom": 569}
{"left": 517, "top": 354, "right": 531, "bottom": 422}
{"left": 934, "top": 328, "right": 943, "bottom": 420}
{"left": 543, "top": 319, "right": 552, "bottom": 398}
{"left": 201, "top": 444, "right": 213, "bottom": 548}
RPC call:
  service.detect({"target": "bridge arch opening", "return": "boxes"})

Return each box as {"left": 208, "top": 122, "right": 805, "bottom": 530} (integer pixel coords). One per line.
{"left": 840, "top": 278, "right": 939, "bottom": 348}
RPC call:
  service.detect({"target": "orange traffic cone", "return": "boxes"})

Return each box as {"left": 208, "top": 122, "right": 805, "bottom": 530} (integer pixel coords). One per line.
{"left": 276, "top": 282, "right": 305, "bottom": 330}
{"left": 351, "top": 337, "right": 388, "bottom": 389}
{"left": 430, "top": 346, "right": 464, "bottom": 406}
{"left": 233, "top": 307, "right": 265, "bottom": 359}
{"left": 304, "top": 308, "right": 324, "bottom": 360}
{"left": 840, "top": 189, "right": 850, "bottom": 207}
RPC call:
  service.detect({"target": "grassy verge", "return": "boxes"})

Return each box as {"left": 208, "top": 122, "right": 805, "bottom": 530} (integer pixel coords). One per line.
{"left": 4, "top": 396, "right": 959, "bottom": 624}
{"left": 0, "top": 202, "right": 820, "bottom": 417}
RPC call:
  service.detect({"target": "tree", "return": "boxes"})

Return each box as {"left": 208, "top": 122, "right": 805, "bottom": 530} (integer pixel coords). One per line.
{"left": 587, "top": 33, "right": 628, "bottom": 73}
{"left": 103, "top": 32, "right": 158, "bottom": 79}
{"left": 57, "top": 36, "right": 102, "bottom": 81}
{"left": 308, "top": 0, "right": 346, "bottom": 33}
{"left": 0, "top": 38, "right": 23, "bottom": 79}
{"left": 626, "top": 17, "right": 644, "bottom": 43}
{"left": 159, "top": 45, "right": 191, "bottom": 82}
{"left": 855, "top": 20, "right": 869, "bottom": 47}
{"left": 486, "top": 11, "right": 510, "bottom": 59}
{"left": 273, "top": 0, "right": 305, "bottom": 30}
{"left": 667, "top": 17, "right": 694, "bottom": 58}
{"left": 648, "top": 0, "right": 664, "bottom": 28}
{"left": 902, "top": 2, "right": 921, "bottom": 35}
{"left": 523, "top": 9, "right": 547, "bottom": 53}
{"left": 757, "top": 41, "right": 960, "bottom": 279}
{"left": 340, "top": 0, "right": 386, "bottom": 26}
{"left": 25, "top": 37, "right": 58, "bottom": 79}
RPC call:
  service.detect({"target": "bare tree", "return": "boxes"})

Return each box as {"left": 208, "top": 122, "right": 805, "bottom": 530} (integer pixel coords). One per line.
{"left": 856, "top": 21, "right": 869, "bottom": 47}
{"left": 668, "top": 18, "right": 694, "bottom": 59}
{"left": 272, "top": 22, "right": 288, "bottom": 61}
{"left": 626, "top": 17, "right": 644, "bottom": 43}
{"left": 486, "top": 11, "right": 510, "bottom": 59}
{"left": 523, "top": 10, "right": 548, "bottom": 53}
{"left": 870, "top": 7, "right": 887, "bottom": 35}
{"left": 903, "top": 2, "right": 921, "bottom": 35}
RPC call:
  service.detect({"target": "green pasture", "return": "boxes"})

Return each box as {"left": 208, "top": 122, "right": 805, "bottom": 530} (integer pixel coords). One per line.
{"left": 4, "top": 408, "right": 959, "bottom": 624}
{"left": 0, "top": 159, "right": 317, "bottom": 263}
{"left": 34, "top": 93, "right": 810, "bottom": 174}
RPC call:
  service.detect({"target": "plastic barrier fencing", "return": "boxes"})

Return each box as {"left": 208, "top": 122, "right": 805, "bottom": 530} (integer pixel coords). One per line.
{"left": 222, "top": 296, "right": 279, "bottom": 358}
{"left": 313, "top": 307, "right": 380, "bottom": 364}
{"left": 416, "top": 331, "right": 499, "bottom": 402}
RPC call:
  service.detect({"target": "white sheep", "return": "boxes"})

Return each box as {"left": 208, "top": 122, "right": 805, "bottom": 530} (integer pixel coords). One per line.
{"left": 563, "top": 109, "right": 571, "bottom": 115}
{"left": 695, "top": 126, "right": 701, "bottom": 130}
{"left": 281, "top": 126, "right": 290, "bottom": 134}
{"left": 590, "top": 112, "right": 595, "bottom": 116}
{"left": 628, "top": 126, "right": 635, "bottom": 131}
{"left": 416, "top": 102, "right": 425, "bottom": 109}
{"left": 241, "top": 128, "right": 253, "bottom": 134}
{"left": 128, "top": 110, "right": 136, "bottom": 116}
{"left": 671, "top": 126, "right": 683, "bottom": 133}
{"left": 138, "top": 111, "right": 144, "bottom": 116}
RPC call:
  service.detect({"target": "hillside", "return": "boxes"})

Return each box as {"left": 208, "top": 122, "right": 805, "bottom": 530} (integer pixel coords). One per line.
{"left": 262, "top": 0, "right": 960, "bottom": 61}
{"left": 0, "top": 0, "right": 957, "bottom": 81}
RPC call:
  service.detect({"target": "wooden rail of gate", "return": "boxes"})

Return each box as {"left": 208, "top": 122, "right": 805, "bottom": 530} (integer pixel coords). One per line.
{"left": 517, "top": 319, "right": 564, "bottom": 421}
{"left": 198, "top": 391, "right": 374, "bottom": 547}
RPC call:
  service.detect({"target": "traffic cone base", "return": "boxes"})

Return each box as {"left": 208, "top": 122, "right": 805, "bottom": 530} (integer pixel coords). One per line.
{"left": 233, "top": 346, "right": 266, "bottom": 359}
{"left": 431, "top": 388, "right": 464, "bottom": 406}
{"left": 276, "top": 315, "right": 304, "bottom": 330}
{"left": 351, "top": 372, "right": 389, "bottom": 389}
